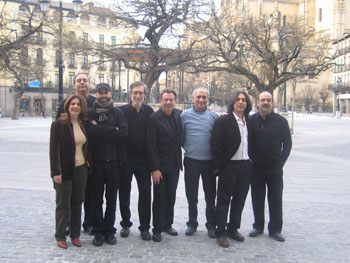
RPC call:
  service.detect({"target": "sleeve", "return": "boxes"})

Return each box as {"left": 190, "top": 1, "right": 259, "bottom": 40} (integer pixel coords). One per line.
{"left": 210, "top": 118, "right": 226, "bottom": 174}
{"left": 49, "top": 122, "right": 62, "bottom": 177}
{"left": 280, "top": 118, "right": 292, "bottom": 165}
{"left": 146, "top": 115, "right": 161, "bottom": 172}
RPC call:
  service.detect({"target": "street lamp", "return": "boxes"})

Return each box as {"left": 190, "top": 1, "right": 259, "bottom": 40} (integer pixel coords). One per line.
{"left": 39, "top": 0, "right": 82, "bottom": 104}
{"left": 336, "top": 77, "right": 342, "bottom": 112}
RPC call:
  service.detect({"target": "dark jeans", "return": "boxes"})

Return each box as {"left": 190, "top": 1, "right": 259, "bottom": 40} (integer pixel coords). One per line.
{"left": 251, "top": 163, "right": 283, "bottom": 235}
{"left": 184, "top": 157, "right": 216, "bottom": 230}
{"left": 92, "top": 160, "right": 121, "bottom": 235}
{"left": 216, "top": 160, "right": 251, "bottom": 237}
{"left": 83, "top": 168, "right": 93, "bottom": 230}
{"left": 54, "top": 164, "right": 88, "bottom": 241}
{"left": 152, "top": 168, "right": 180, "bottom": 233}
{"left": 119, "top": 162, "right": 152, "bottom": 231}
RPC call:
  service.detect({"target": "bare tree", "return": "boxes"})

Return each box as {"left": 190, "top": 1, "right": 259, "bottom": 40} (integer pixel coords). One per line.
{"left": 319, "top": 85, "right": 330, "bottom": 112}
{"left": 301, "top": 86, "right": 315, "bottom": 113}
{"left": 83, "top": 0, "right": 210, "bottom": 91}
{"left": 0, "top": 1, "right": 44, "bottom": 119}
{"left": 187, "top": 12, "right": 335, "bottom": 102}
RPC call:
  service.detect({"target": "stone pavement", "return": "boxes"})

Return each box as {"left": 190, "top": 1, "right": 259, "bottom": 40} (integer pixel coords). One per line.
{"left": 0, "top": 115, "right": 349, "bottom": 263}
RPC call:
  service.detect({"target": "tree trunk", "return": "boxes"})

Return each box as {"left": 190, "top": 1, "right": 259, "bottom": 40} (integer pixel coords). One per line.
{"left": 291, "top": 80, "right": 297, "bottom": 135}
{"left": 11, "top": 91, "right": 22, "bottom": 120}
{"left": 276, "top": 86, "right": 283, "bottom": 113}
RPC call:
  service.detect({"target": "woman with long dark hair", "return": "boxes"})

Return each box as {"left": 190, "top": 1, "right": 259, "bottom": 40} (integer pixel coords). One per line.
{"left": 49, "top": 94, "right": 89, "bottom": 249}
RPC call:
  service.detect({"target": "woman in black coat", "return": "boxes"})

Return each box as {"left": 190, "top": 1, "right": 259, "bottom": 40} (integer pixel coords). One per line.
{"left": 49, "top": 94, "right": 89, "bottom": 249}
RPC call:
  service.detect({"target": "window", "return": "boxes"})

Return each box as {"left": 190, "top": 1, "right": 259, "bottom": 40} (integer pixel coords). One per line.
{"left": 99, "top": 34, "right": 104, "bottom": 48}
{"left": 21, "top": 47, "right": 28, "bottom": 64}
{"left": 319, "top": 8, "right": 322, "bottom": 22}
{"left": 80, "top": 14, "right": 90, "bottom": 23}
{"left": 69, "top": 53, "right": 75, "bottom": 68}
{"left": 99, "top": 74, "right": 104, "bottom": 83}
{"left": 36, "top": 48, "right": 43, "bottom": 66}
{"left": 69, "top": 72, "right": 75, "bottom": 88}
{"left": 98, "top": 56, "right": 104, "bottom": 70}
{"left": 83, "top": 32, "right": 88, "bottom": 42}
{"left": 283, "top": 15, "right": 286, "bottom": 26}
{"left": 20, "top": 98, "right": 30, "bottom": 112}
{"left": 36, "top": 31, "right": 43, "bottom": 44}
{"left": 111, "top": 36, "right": 116, "bottom": 48}
{"left": 82, "top": 54, "right": 88, "bottom": 68}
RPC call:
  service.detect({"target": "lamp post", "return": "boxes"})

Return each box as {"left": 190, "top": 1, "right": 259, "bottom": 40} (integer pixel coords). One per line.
{"left": 39, "top": 0, "right": 82, "bottom": 104}
{"left": 336, "top": 77, "right": 342, "bottom": 117}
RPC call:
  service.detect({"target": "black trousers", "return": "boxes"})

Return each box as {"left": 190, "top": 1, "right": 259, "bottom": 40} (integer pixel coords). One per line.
{"left": 83, "top": 168, "right": 93, "bottom": 230}
{"left": 152, "top": 168, "right": 180, "bottom": 233}
{"left": 184, "top": 157, "right": 216, "bottom": 230}
{"left": 216, "top": 160, "right": 251, "bottom": 237}
{"left": 251, "top": 163, "right": 283, "bottom": 235}
{"left": 54, "top": 164, "right": 88, "bottom": 241}
{"left": 92, "top": 160, "right": 121, "bottom": 235}
{"left": 119, "top": 162, "right": 152, "bottom": 231}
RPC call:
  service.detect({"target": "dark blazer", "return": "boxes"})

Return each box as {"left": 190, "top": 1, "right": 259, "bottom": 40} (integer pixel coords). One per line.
{"left": 211, "top": 112, "right": 252, "bottom": 173}
{"left": 146, "top": 108, "right": 182, "bottom": 174}
{"left": 49, "top": 120, "right": 89, "bottom": 180}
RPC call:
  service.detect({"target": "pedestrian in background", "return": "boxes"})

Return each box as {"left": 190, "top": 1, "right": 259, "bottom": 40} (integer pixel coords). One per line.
{"left": 49, "top": 94, "right": 89, "bottom": 249}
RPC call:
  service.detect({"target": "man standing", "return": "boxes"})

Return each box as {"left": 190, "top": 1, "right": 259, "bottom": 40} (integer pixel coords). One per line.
{"left": 56, "top": 73, "right": 95, "bottom": 119}
{"left": 249, "top": 91, "right": 292, "bottom": 242}
{"left": 211, "top": 91, "right": 253, "bottom": 248}
{"left": 146, "top": 89, "right": 182, "bottom": 242}
{"left": 181, "top": 87, "right": 218, "bottom": 238}
{"left": 55, "top": 73, "right": 95, "bottom": 236}
{"left": 118, "top": 82, "right": 154, "bottom": 240}
{"left": 87, "top": 83, "right": 128, "bottom": 246}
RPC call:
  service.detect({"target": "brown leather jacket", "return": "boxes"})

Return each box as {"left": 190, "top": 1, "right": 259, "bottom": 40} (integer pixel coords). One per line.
{"left": 49, "top": 119, "right": 89, "bottom": 181}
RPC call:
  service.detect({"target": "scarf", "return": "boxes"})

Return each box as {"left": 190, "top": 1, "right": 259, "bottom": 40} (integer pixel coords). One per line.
{"left": 94, "top": 99, "right": 114, "bottom": 122}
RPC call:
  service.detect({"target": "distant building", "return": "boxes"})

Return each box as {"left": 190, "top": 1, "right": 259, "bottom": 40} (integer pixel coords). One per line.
{"left": 0, "top": 0, "right": 140, "bottom": 117}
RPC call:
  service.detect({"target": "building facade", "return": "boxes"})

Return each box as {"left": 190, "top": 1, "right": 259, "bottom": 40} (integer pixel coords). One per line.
{"left": 0, "top": 0, "right": 140, "bottom": 117}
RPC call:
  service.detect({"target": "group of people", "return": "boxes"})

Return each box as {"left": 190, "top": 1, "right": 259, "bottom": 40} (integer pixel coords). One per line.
{"left": 49, "top": 72, "right": 292, "bottom": 250}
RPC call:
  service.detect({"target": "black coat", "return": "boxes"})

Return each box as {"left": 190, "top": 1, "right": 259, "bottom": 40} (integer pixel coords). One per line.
{"left": 211, "top": 112, "right": 252, "bottom": 173}
{"left": 49, "top": 120, "right": 89, "bottom": 180}
{"left": 146, "top": 108, "right": 182, "bottom": 174}
{"left": 86, "top": 107, "right": 128, "bottom": 164}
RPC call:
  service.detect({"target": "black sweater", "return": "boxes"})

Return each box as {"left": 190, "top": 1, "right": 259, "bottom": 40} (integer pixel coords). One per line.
{"left": 119, "top": 103, "right": 154, "bottom": 165}
{"left": 250, "top": 111, "right": 292, "bottom": 166}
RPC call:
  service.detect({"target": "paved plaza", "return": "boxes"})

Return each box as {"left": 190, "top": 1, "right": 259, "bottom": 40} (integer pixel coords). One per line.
{"left": 0, "top": 114, "right": 349, "bottom": 263}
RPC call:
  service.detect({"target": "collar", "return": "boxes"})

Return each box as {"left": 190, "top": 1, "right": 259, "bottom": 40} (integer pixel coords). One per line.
{"left": 233, "top": 112, "right": 246, "bottom": 122}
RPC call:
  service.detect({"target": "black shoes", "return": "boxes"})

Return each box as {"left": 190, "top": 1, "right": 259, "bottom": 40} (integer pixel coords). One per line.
{"left": 93, "top": 234, "right": 104, "bottom": 246}
{"left": 207, "top": 228, "right": 216, "bottom": 239}
{"left": 84, "top": 226, "right": 94, "bottom": 236}
{"left": 185, "top": 225, "right": 197, "bottom": 236}
{"left": 140, "top": 230, "right": 152, "bottom": 241}
{"left": 217, "top": 236, "right": 229, "bottom": 248}
{"left": 269, "top": 232, "right": 285, "bottom": 242}
{"left": 227, "top": 230, "right": 244, "bottom": 242}
{"left": 120, "top": 227, "right": 130, "bottom": 238}
{"left": 164, "top": 227, "right": 178, "bottom": 236}
{"left": 105, "top": 232, "right": 117, "bottom": 245}
{"left": 152, "top": 232, "right": 162, "bottom": 242}
{"left": 249, "top": 229, "right": 263, "bottom": 237}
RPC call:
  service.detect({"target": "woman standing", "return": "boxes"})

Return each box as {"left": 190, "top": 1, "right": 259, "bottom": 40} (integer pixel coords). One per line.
{"left": 50, "top": 94, "right": 89, "bottom": 249}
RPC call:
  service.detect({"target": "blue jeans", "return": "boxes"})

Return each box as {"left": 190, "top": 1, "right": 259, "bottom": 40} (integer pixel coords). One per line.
{"left": 184, "top": 157, "right": 216, "bottom": 230}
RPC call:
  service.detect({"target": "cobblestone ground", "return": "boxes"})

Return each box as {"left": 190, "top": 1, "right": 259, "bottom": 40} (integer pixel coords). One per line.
{"left": 0, "top": 115, "right": 349, "bottom": 263}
